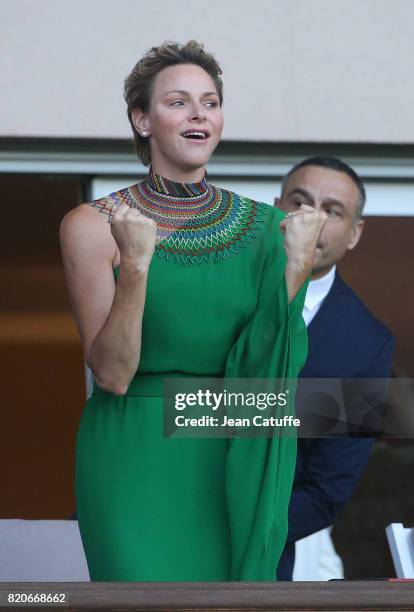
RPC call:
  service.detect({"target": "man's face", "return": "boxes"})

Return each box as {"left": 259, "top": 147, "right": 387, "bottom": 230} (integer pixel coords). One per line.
{"left": 276, "top": 166, "right": 365, "bottom": 279}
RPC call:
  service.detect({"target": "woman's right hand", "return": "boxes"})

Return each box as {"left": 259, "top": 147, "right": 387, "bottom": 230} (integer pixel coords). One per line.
{"left": 110, "top": 204, "right": 157, "bottom": 271}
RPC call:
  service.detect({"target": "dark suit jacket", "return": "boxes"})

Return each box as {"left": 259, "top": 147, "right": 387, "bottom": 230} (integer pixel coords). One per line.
{"left": 276, "top": 273, "right": 395, "bottom": 580}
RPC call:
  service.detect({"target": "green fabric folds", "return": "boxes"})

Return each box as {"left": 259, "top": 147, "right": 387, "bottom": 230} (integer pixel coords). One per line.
{"left": 225, "top": 209, "right": 308, "bottom": 579}
{"left": 76, "top": 200, "right": 308, "bottom": 582}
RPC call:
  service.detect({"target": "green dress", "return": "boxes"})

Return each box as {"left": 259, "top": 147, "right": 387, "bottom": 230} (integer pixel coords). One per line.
{"left": 76, "top": 169, "right": 308, "bottom": 581}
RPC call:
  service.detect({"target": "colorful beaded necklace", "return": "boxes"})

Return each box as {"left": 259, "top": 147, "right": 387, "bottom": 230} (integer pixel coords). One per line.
{"left": 90, "top": 167, "right": 265, "bottom": 265}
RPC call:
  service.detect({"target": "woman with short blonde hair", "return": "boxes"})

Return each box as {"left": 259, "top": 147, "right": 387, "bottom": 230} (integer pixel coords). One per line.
{"left": 60, "top": 40, "right": 326, "bottom": 581}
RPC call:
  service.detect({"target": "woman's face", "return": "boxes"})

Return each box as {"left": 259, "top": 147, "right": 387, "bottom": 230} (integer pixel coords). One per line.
{"left": 133, "top": 63, "right": 224, "bottom": 181}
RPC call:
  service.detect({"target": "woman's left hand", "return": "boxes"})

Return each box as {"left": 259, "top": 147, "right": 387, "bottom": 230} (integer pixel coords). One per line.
{"left": 280, "top": 204, "right": 328, "bottom": 275}
{"left": 280, "top": 205, "right": 328, "bottom": 301}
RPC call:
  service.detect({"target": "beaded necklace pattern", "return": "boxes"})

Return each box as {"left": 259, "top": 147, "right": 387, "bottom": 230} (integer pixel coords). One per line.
{"left": 89, "top": 168, "right": 266, "bottom": 265}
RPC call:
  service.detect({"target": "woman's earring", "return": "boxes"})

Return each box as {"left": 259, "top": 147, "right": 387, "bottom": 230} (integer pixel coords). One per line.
{"left": 142, "top": 130, "right": 148, "bottom": 137}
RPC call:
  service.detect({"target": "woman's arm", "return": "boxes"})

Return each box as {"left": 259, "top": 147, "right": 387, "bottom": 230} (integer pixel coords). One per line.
{"left": 60, "top": 203, "right": 156, "bottom": 395}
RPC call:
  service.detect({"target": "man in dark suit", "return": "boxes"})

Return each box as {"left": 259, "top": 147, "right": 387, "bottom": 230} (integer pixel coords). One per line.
{"left": 275, "top": 156, "right": 395, "bottom": 580}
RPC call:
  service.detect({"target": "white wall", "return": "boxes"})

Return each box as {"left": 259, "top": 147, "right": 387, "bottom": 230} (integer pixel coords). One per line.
{"left": 2, "top": 0, "right": 414, "bottom": 143}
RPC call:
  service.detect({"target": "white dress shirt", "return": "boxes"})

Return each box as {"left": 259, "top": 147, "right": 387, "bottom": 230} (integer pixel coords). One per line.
{"left": 293, "top": 265, "right": 344, "bottom": 581}
{"left": 303, "top": 266, "right": 336, "bottom": 328}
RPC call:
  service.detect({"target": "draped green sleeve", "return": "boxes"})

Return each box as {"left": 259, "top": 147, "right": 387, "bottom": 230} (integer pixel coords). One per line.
{"left": 224, "top": 206, "right": 308, "bottom": 581}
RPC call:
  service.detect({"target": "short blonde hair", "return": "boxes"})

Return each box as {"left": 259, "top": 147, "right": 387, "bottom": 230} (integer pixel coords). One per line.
{"left": 124, "top": 40, "right": 223, "bottom": 166}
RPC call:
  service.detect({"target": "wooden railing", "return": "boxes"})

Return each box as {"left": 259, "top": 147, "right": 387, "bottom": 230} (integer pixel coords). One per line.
{"left": 1, "top": 581, "right": 414, "bottom": 610}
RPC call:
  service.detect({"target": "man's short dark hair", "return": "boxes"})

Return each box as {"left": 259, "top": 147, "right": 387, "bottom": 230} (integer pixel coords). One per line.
{"left": 281, "top": 156, "right": 366, "bottom": 218}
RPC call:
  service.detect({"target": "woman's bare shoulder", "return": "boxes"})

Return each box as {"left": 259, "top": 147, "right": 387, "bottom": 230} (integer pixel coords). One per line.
{"left": 61, "top": 202, "right": 112, "bottom": 228}
{"left": 60, "top": 203, "right": 117, "bottom": 265}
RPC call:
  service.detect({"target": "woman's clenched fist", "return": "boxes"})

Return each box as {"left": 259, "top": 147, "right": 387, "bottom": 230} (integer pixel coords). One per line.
{"left": 110, "top": 204, "right": 157, "bottom": 270}
{"left": 280, "top": 204, "right": 328, "bottom": 274}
